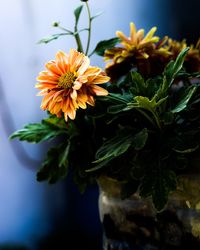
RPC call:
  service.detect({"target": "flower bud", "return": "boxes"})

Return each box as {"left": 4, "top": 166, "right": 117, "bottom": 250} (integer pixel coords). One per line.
{"left": 52, "top": 22, "right": 59, "bottom": 27}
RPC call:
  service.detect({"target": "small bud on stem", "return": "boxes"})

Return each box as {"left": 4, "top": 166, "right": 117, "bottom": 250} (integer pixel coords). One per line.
{"left": 52, "top": 22, "right": 59, "bottom": 27}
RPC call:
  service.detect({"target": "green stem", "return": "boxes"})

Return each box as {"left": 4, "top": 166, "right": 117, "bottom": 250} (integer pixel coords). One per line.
{"left": 136, "top": 108, "right": 156, "bottom": 128}
{"left": 74, "top": 26, "right": 84, "bottom": 53}
{"left": 85, "top": 1, "right": 92, "bottom": 55}
{"left": 58, "top": 25, "right": 73, "bottom": 34}
{"left": 152, "top": 110, "right": 162, "bottom": 131}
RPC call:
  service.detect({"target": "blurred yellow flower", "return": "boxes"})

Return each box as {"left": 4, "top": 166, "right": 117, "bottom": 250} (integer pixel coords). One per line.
{"left": 35, "top": 49, "right": 110, "bottom": 122}
{"left": 167, "top": 38, "right": 187, "bottom": 57}
{"left": 167, "top": 38, "right": 200, "bottom": 72}
{"left": 104, "top": 22, "right": 159, "bottom": 65}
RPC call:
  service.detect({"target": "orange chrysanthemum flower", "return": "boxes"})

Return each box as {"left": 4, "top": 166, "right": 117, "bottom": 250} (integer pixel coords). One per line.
{"left": 35, "top": 49, "right": 110, "bottom": 122}
{"left": 104, "top": 22, "right": 160, "bottom": 65}
{"left": 104, "top": 22, "right": 171, "bottom": 80}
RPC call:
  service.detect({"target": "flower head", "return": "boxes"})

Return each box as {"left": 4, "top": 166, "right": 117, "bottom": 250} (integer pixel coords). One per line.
{"left": 166, "top": 38, "right": 200, "bottom": 72}
{"left": 36, "top": 49, "right": 110, "bottom": 122}
{"left": 104, "top": 22, "right": 160, "bottom": 65}
{"left": 104, "top": 22, "right": 166, "bottom": 80}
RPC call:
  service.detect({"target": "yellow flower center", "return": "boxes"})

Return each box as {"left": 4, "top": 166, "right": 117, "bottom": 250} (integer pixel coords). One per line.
{"left": 58, "top": 72, "right": 76, "bottom": 89}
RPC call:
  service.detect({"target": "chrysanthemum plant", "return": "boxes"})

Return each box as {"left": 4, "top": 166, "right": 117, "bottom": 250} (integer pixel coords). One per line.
{"left": 10, "top": 1, "right": 200, "bottom": 211}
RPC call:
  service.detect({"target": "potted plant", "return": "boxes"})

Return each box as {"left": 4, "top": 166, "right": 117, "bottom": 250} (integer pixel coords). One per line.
{"left": 10, "top": 1, "right": 200, "bottom": 249}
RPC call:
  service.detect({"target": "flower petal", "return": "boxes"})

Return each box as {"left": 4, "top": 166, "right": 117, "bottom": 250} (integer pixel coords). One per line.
{"left": 73, "top": 80, "right": 82, "bottom": 90}
{"left": 68, "top": 49, "right": 80, "bottom": 68}
{"left": 84, "top": 66, "right": 101, "bottom": 76}
{"left": 89, "top": 75, "right": 110, "bottom": 84}
{"left": 67, "top": 108, "right": 76, "bottom": 120}
{"left": 45, "top": 61, "right": 63, "bottom": 75}
{"left": 90, "top": 85, "right": 108, "bottom": 96}
{"left": 55, "top": 50, "right": 69, "bottom": 73}
{"left": 130, "top": 22, "right": 136, "bottom": 43}
{"left": 116, "top": 31, "right": 132, "bottom": 45}
{"left": 143, "top": 26, "right": 157, "bottom": 41}
{"left": 35, "top": 83, "right": 58, "bottom": 90}
{"left": 62, "top": 98, "right": 70, "bottom": 113}
{"left": 77, "top": 56, "right": 90, "bottom": 75}
{"left": 37, "top": 72, "right": 59, "bottom": 82}
{"left": 70, "top": 89, "right": 77, "bottom": 99}
{"left": 53, "top": 89, "right": 65, "bottom": 102}
{"left": 41, "top": 91, "right": 55, "bottom": 109}
{"left": 87, "top": 95, "right": 95, "bottom": 106}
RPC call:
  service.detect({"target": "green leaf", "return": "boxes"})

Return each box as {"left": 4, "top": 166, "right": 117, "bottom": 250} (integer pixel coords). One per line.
{"left": 85, "top": 156, "right": 113, "bottom": 173}
{"left": 163, "top": 47, "right": 190, "bottom": 90}
{"left": 173, "top": 145, "right": 199, "bottom": 154}
{"left": 130, "top": 71, "right": 146, "bottom": 96}
{"left": 94, "top": 131, "right": 133, "bottom": 164}
{"left": 87, "top": 129, "right": 135, "bottom": 172}
{"left": 132, "top": 96, "right": 156, "bottom": 111}
{"left": 43, "top": 115, "right": 67, "bottom": 129}
{"left": 37, "top": 143, "right": 70, "bottom": 183}
{"left": 129, "top": 96, "right": 167, "bottom": 112}
{"left": 107, "top": 92, "right": 132, "bottom": 104}
{"left": 90, "top": 11, "right": 103, "bottom": 21}
{"left": 87, "top": 128, "right": 148, "bottom": 172}
{"left": 152, "top": 170, "right": 177, "bottom": 211}
{"left": 107, "top": 104, "right": 127, "bottom": 114}
{"left": 145, "top": 77, "right": 163, "bottom": 98}
{"left": 171, "top": 47, "right": 190, "bottom": 76}
{"left": 140, "top": 168, "right": 177, "bottom": 211}
{"left": 10, "top": 118, "right": 67, "bottom": 143}
{"left": 126, "top": 95, "right": 167, "bottom": 129}
{"left": 132, "top": 128, "right": 148, "bottom": 150}
{"left": 94, "top": 37, "right": 121, "bottom": 56}
{"left": 74, "top": 5, "right": 83, "bottom": 26}
{"left": 172, "top": 86, "right": 197, "bottom": 113}
{"left": 130, "top": 73, "right": 166, "bottom": 108}
{"left": 58, "top": 143, "right": 70, "bottom": 168}
{"left": 38, "top": 33, "right": 72, "bottom": 44}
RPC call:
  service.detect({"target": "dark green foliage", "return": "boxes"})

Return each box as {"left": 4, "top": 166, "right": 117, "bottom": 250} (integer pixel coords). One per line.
{"left": 9, "top": 116, "right": 67, "bottom": 143}
{"left": 37, "top": 143, "right": 70, "bottom": 183}
{"left": 94, "top": 37, "right": 121, "bottom": 56}
{"left": 88, "top": 128, "right": 148, "bottom": 172}
{"left": 163, "top": 47, "right": 190, "bottom": 88}
{"left": 172, "top": 86, "right": 196, "bottom": 113}
{"left": 140, "top": 168, "right": 177, "bottom": 211}
{"left": 10, "top": 44, "right": 200, "bottom": 211}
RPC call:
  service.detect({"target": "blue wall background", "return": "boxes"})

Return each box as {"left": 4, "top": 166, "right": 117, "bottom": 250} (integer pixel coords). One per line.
{"left": 0, "top": 0, "right": 199, "bottom": 249}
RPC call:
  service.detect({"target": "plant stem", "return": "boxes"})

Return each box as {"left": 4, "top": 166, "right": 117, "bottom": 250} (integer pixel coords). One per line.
{"left": 136, "top": 108, "right": 156, "bottom": 128}
{"left": 152, "top": 111, "right": 162, "bottom": 131}
{"left": 85, "top": 1, "right": 92, "bottom": 55}
{"left": 74, "top": 26, "right": 84, "bottom": 53}
{"left": 58, "top": 25, "right": 73, "bottom": 34}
